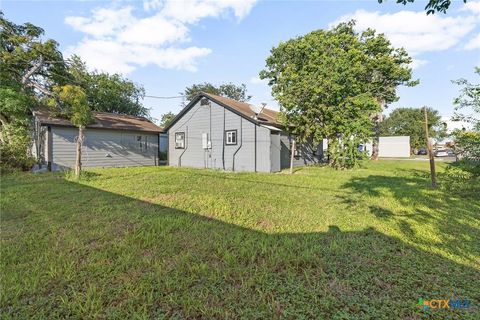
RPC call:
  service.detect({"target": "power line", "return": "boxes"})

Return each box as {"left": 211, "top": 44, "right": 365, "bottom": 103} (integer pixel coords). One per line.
{"left": 144, "top": 95, "right": 183, "bottom": 99}
{"left": 6, "top": 52, "right": 186, "bottom": 102}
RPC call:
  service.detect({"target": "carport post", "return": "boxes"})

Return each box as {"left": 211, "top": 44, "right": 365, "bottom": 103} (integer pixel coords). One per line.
{"left": 290, "top": 139, "right": 295, "bottom": 174}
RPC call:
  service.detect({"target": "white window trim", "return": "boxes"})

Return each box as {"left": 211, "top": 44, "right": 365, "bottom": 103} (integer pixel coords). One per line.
{"left": 225, "top": 130, "right": 237, "bottom": 145}
{"left": 175, "top": 132, "right": 185, "bottom": 149}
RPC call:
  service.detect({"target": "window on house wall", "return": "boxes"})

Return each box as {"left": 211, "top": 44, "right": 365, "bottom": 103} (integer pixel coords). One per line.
{"left": 135, "top": 135, "right": 148, "bottom": 151}
{"left": 225, "top": 130, "right": 237, "bottom": 145}
{"left": 175, "top": 132, "right": 185, "bottom": 149}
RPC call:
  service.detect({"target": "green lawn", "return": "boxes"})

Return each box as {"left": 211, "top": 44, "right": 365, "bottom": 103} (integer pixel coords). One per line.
{"left": 1, "top": 161, "right": 479, "bottom": 319}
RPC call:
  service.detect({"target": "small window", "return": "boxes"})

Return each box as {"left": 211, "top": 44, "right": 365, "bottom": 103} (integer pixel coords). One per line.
{"left": 136, "top": 135, "right": 148, "bottom": 151}
{"left": 225, "top": 130, "right": 237, "bottom": 145}
{"left": 175, "top": 132, "right": 185, "bottom": 149}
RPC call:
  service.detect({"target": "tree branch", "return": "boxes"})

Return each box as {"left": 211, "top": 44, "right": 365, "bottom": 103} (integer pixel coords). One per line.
{"left": 21, "top": 55, "right": 44, "bottom": 85}
{"left": 25, "top": 81, "right": 52, "bottom": 96}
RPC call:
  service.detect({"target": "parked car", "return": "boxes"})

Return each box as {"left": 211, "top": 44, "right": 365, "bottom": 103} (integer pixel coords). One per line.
{"left": 417, "top": 148, "right": 427, "bottom": 155}
{"left": 434, "top": 149, "right": 449, "bottom": 157}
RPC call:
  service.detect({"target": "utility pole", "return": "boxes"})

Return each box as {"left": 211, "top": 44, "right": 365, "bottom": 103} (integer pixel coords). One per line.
{"left": 290, "top": 139, "right": 296, "bottom": 174}
{"left": 424, "top": 106, "right": 437, "bottom": 188}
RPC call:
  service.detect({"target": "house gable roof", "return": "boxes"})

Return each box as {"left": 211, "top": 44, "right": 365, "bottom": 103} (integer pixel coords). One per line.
{"left": 34, "top": 109, "right": 163, "bottom": 133}
{"left": 163, "top": 92, "right": 282, "bottom": 131}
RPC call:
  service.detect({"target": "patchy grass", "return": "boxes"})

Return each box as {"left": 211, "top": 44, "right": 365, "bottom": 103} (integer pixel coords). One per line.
{"left": 1, "top": 161, "right": 479, "bottom": 319}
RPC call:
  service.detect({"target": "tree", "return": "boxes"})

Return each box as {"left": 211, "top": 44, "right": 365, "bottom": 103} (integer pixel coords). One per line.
{"left": 1, "top": 13, "right": 152, "bottom": 172}
{"left": 159, "top": 111, "right": 176, "bottom": 128}
{"left": 183, "top": 82, "right": 251, "bottom": 102}
{"left": 49, "top": 85, "right": 92, "bottom": 177}
{"left": 380, "top": 107, "right": 446, "bottom": 153}
{"left": 452, "top": 67, "right": 480, "bottom": 131}
{"left": 0, "top": 12, "right": 69, "bottom": 96}
{"left": 1, "top": 11, "right": 68, "bottom": 171}
{"left": 359, "top": 28, "right": 418, "bottom": 160}
{"left": 378, "top": 0, "right": 467, "bottom": 15}
{"left": 0, "top": 88, "right": 35, "bottom": 172}
{"left": 260, "top": 21, "right": 415, "bottom": 168}
{"left": 453, "top": 130, "right": 480, "bottom": 161}
{"left": 68, "top": 56, "right": 148, "bottom": 117}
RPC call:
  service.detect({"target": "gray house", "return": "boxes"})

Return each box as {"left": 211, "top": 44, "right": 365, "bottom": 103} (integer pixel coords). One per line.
{"left": 164, "top": 93, "right": 322, "bottom": 173}
{"left": 32, "top": 110, "right": 163, "bottom": 171}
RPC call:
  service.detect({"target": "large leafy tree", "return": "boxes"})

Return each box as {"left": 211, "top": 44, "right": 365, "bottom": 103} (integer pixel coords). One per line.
{"left": 452, "top": 67, "right": 480, "bottom": 131}
{"left": 1, "top": 13, "right": 151, "bottom": 171}
{"left": 380, "top": 107, "right": 446, "bottom": 152}
{"left": 67, "top": 56, "right": 148, "bottom": 117}
{"left": 0, "top": 12, "right": 69, "bottom": 94}
{"left": 260, "top": 21, "right": 416, "bottom": 168}
{"left": 378, "top": 0, "right": 467, "bottom": 14}
{"left": 0, "top": 11, "right": 68, "bottom": 171}
{"left": 183, "top": 82, "right": 251, "bottom": 102}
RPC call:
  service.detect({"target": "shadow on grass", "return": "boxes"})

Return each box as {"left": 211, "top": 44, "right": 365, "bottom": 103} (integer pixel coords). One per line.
{"left": 1, "top": 175, "right": 479, "bottom": 319}
{"left": 341, "top": 170, "right": 480, "bottom": 269}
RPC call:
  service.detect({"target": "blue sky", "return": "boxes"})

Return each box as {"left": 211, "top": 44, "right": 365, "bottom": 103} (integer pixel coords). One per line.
{"left": 3, "top": 0, "right": 480, "bottom": 124}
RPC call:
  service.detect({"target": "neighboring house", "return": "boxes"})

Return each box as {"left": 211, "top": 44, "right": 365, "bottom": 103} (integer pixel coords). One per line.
{"left": 163, "top": 92, "right": 322, "bottom": 173}
{"left": 32, "top": 110, "right": 163, "bottom": 171}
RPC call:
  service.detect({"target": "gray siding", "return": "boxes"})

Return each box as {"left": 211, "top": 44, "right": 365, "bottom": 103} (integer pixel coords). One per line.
{"left": 168, "top": 100, "right": 273, "bottom": 172}
{"left": 51, "top": 127, "right": 158, "bottom": 170}
{"left": 270, "top": 133, "right": 281, "bottom": 172}
{"left": 279, "top": 134, "right": 322, "bottom": 169}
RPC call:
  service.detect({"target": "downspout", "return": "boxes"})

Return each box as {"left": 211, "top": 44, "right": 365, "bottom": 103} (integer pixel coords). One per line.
{"left": 222, "top": 107, "right": 225, "bottom": 170}
{"left": 47, "top": 126, "right": 52, "bottom": 171}
{"left": 178, "top": 127, "right": 188, "bottom": 167}
{"left": 232, "top": 118, "right": 243, "bottom": 172}
{"left": 157, "top": 133, "right": 160, "bottom": 166}
{"left": 209, "top": 104, "right": 212, "bottom": 168}
{"left": 254, "top": 123, "right": 257, "bottom": 172}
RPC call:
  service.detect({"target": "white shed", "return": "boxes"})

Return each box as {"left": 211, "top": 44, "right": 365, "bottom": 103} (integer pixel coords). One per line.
{"left": 378, "top": 136, "right": 411, "bottom": 158}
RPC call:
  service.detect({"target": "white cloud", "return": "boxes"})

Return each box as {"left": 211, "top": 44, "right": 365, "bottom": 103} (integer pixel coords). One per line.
{"left": 461, "top": 1, "right": 480, "bottom": 15}
{"left": 118, "top": 14, "right": 189, "bottom": 45}
{"left": 161, "top": 0, "right": 257, "bottom": 23}
{"left": 249, "top": 76, "right": 266, "bottom": 85}
{"left": 410, "top": 59, "right": 429, "bottom": 70}
{"left": 143, "top": 0, "right": 163, "bottom": 11}
{"left": 464, "top": 32, "right": 480, "bottom": 50}
{"left": 65, "top": 1, "right": 258, "bottom": 74}
{"left": 64, "top": 39, "right": 211, "bottom": 74}
{"left": 65, "top": 7, "right": 135, "bottom": 38}
{"left": 331, "top": 10, "right": 477, "bottom": 56}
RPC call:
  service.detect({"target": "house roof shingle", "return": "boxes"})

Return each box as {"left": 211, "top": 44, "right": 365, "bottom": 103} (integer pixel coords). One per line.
{"left": 202, "top": 93, "right": 281, "bottom": 127}
{"left": 34, "top": 109, "right": 163, "bottom": 133}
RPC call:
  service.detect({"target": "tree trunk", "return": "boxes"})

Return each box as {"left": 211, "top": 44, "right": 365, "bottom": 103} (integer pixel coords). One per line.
{"left": 75, "top": 126, "right": 84, "bottom": 178}
{"left": 290, "top": 139, "right": 296, "bottom": 174}
{"left": 424, "top": 107, "right": 437, "bottom": 188}
{"left": 0, "top": 113, "right": 8, "bottom": 144}
{"left": 371, "top": 100, "right": 386, "bottom": 160}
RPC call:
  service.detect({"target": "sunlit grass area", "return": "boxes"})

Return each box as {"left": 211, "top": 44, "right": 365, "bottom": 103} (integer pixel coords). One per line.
{"left": 1, "top": 161, "right": 479, "bottom": 318}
